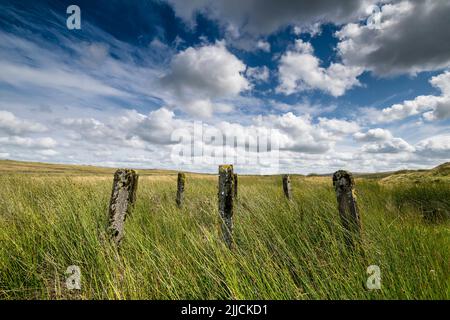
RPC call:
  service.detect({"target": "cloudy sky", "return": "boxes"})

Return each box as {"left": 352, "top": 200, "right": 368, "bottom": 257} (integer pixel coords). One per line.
{"left": 0, "top": 0, "right": 449, "bottom": 174}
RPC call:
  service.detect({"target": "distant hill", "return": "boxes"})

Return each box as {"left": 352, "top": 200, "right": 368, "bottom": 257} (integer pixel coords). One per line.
{"left": 0, "top": 159, "right": 448, "bottom": 182}
{"left": 379, "top": 162, "right": 450, "bottom": 184}
{"left": 0, "top": 159, "right": 179, "bottom": 176}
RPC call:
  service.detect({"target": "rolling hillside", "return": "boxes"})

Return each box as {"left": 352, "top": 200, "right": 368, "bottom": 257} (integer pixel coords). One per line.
{"left": 0, "top": 159, "right": 448, "bottom": 183}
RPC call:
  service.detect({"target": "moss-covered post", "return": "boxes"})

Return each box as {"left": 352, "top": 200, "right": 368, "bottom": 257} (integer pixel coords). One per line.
{"left": 332, "top": 170, "right": 362, "bottom": 248}
{"left": 176, "top": 172, "right": 186, "bottom": 208}
{"left": 233, "top": 173, "right": 238, "bottom": 198}
{"left": 108, "top": 169, "right": 139, "bottom": 246}
{"left": 282, "top": 174, "right": 292, "bottom": 200}
{"left": 218, "top": 165, "right": 235, "bottom": 249}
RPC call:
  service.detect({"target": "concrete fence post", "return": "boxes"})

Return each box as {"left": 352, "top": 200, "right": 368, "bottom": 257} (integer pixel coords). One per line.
{"left": 332, "top": 170, "right": 362, "bottom": 248}
{"left": 218, "top": 165, "right": 235, "bottom": 249}
{"left": 107, "top": 169, "right": 139, "bottom": 246}
{"left": 282, "top": 174, "right": 292, "bottom": 200}
{"left": 176, "top": 172, "right": 186, "bottom": 207}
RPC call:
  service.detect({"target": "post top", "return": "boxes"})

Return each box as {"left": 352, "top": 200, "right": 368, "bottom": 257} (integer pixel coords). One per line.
{"left": 332, "top": 170, "right": 354, "bottom": 187}
{"left": 115, "top": 168, "right": 137, "bottom": 174}
{"left": 219, "top": 164, "right": 234, "bottom": 173}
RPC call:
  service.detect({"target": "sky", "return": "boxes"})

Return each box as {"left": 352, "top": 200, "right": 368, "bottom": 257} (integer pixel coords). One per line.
{"left": 0, "top": 0, "right": 449, "bottom": 174}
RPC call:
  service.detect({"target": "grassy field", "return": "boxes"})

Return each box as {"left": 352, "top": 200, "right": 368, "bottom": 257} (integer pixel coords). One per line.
{"left": 0, "top": 160, "right": 449, "bottom": 299}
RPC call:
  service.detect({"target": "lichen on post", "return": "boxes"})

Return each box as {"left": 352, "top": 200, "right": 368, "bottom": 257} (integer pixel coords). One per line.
{"left": 107, "top": 169, "right": 139, "bottom": 246}
{"left": 218, "top": 165, "right": 235, "bottom": 249}
{"left": 282, "top": 174, "right": 292, "bottom": 200}
{"left": 176, "top": 172, "right": 186, "bottom": 207}
{"left": 332, "top": 170, "right": 362, "bottom": 248}
{"left": 130, "top": 174, "right": 139, "bottom": 207}
{"left": 233, "top": 173, "right": 238, "bottom": 198}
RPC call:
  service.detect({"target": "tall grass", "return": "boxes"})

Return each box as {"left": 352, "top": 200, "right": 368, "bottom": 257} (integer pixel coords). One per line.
{"left": 0, "top": 174, "right": 448, "bottom": 299}
{"left": 390, "top": 182, "right": 450, "bottom": 222}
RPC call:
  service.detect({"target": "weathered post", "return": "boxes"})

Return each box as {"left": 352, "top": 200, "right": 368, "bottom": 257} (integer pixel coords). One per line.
{"left": 176, "top": 172, "right": 186, "bottom": 207}
{"left": 332, "top": 170, "right": 362, "bottom": 248}
{"left": 233, "top": 173, "right": 238, "bottom": 198}
{"left": 130, "top": 174, "right": 139, "bottom": 206}
{"left": 282, "top": 174, "right": 292, "bottom": 200}
{"left": 218, "top": 165, "right": 235, "bottom": 249}
{"left": 108, "top": 169, "right": 139, "bottom": 246}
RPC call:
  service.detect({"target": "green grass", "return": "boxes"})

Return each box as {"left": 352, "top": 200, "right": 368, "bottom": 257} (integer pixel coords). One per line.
{"left": 0, "top": 171, "right": 449, "bottom": 299}
{"left": 391, "top": 182, "right": 450, "bottom": 222}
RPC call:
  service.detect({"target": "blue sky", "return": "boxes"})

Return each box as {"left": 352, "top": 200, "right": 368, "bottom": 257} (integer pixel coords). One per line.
{"left": 0, "top": 0, "right": 449, "bottom": 173}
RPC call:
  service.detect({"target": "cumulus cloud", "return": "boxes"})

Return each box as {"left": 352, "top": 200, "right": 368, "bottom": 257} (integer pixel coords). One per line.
{"left": 254, "top": 112, "right": 339, "bottom": 154}
{"left": 362, "top": 137, "right": 414, "bottom": 154}
{"left": 0, "top": 1, "right": 447, "bottom": 173}
{"left": 133, "top": 108, "right": 188, "bottom": 145}
{"left": 318, "top": 118, "right": 360, "bottom": 135}
{"left": 160, "top": 41, "right": 250, "bottom": 117}
{"left": 59, "top": 108, "right": 189, "bottom": 147}
{"left": 355, "top": 128, "right": 414, "bottom": 154}
{"left": 276, "top": 40, "right": 362, "bottom": 97}
{"left": 256, "top": 40, "right": 271, "bottom": 52}
{"left": 336, "top": 0, "right": 450, "bottom": 76}
{"left": 353, "top": 128, "right": 393, "bottom": 142}
{"left": 415, "top": 134, "right": 450, "bottom": 159}
{"left": 62, "top": 108, "right": 354, "bottom": 157}
{"left": 0, "top": 136, "right": 57, "bottom": 149}
{"left": 60, "top": 118, "right": 114, "bottom": 141}
{"left": 0, "top": 110, "right": 47, "bottom": 135}
{"left": 1, "top": 106, "right": 445, "bottom": 173}
{"left": 370, "top": 71, "right": 450, "bottom": 123}
{"left": 165, "top": 0, "right": 376, "bottom": 36}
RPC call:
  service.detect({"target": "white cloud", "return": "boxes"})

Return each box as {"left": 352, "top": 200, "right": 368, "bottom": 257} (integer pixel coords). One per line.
{"left": 354, "top": 128, "right": 393, "bottom": 142}
{"left": 318, "top": 118, "right": 360, "bottom": 135}
{"left": 276, "top": 40, "right": 362, "bottom": 97}
{"left": 60, "top": 118, "right": 114, "bottom": 141}
{"left": 165, "top": 0, "right": 375, "bottom": 36}
{"left": 0, "top": 110, "right": 47, "bottom": 135}
{"left": 182, "top": 100, "right": 235, "bottom": 117}
{"left": 0, "top": 2, "right": 448, "bottom": 174}
{"left": 431, "top": 70, "right": 450, "bottom": 94}
{"left": 256, "top": 40, "right": 270, "bottom": 52}
{"left": 362, "top": 137, "right": 414, "bottom": 154}
{"left": 336, "top": 1, "right": 450, "bottom": 76}
{"left": 0, "top": 136, "right": 57, "bottom": 149}
{"left": 415, "top": 134, "right": 450, "bottom": 158}
{"left": 161, "top": 41, "right": 250, "bottom": 117}
{"left": 292, "top": 23, "right": 322, "bottom": 37}
{"left": 133, "top": 108, "right": 188, "bottom": 145}
{"left": 355, "top": 128, "right": 414, "bottom": 154}
{"left": 1, "top": 106, "right": 446, "bottom": 173}
{"left": 37, "top": 149, "right": 59, "bottom": 156}
{"left": 371, "top": 71, "right": 450, "bottom": 123}
{"left": 59, "top": 108, "right": 185, "bottom": 147}
{"left": 254, "top": 112, "right": 337, "bottom": 153}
